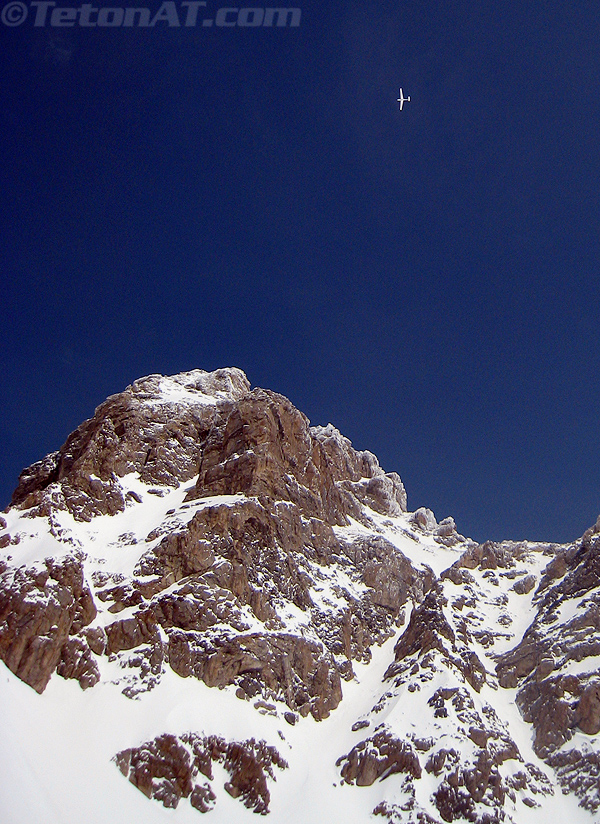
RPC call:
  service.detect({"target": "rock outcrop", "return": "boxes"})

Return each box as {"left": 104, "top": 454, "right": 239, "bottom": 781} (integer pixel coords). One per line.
{"left": 11, "top": 369, "right": 251, "bottom": 521}
{"left": 487, "top": 526, "right": 600, "bottom": 814}
{"left": 2, "top": 369, "right": 421, "bottom": 716}
{"left": 0, "top": 555, "right": 96, "bottom": 692}
{"left": 337, "top": 729, "right": 422, "bottom": 786}
{"left": 115, "top": 733, "right": 287, "bottom": 814}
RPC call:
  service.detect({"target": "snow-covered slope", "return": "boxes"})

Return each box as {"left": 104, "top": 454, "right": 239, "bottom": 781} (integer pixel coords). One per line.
{"left": 0, "top": 369, "right": 598, "bottom": 823}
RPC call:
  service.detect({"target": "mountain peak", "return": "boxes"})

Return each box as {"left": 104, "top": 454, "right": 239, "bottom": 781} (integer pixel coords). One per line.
{"left": 129, "top": 367, "right": 251, "bottom": 407}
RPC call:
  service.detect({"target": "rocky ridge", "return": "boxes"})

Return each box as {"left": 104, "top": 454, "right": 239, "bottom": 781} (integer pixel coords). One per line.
{"left": 0, "top": 367, "right": 599, "bottom": 823}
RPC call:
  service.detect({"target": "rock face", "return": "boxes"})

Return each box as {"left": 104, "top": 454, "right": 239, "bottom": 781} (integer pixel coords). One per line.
{"left": 492, "top": 521, "right": 600, "bottom": 812}
{"left": 365, "top": 551, "right": 555, "bottom": 824}
{"left": 2, "top": 369, "right": 418, "bottom": 715}
{"left": 10, "top": 371, "right": 406, "bottom": 528}
{"left": 0, "top": 555, "right": 97, "bottom": 692}
{"left": 575, "top": 682, "right": 600, "bottom": 736}
{"left": 2, "top": 367, "right": 600, "bottom": 822}
{"left": 11, "top": 369, "right": 251, "bottom": 521}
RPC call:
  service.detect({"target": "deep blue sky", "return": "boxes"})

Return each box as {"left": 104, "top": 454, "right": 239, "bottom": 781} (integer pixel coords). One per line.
{"left": 2, "top": 1, "right": 600, "bottom": 543}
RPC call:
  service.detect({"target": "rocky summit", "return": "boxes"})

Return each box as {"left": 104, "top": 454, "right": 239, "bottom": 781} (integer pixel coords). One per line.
{"left": 1, "top": 368, "right": 599, "bottom": 824}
